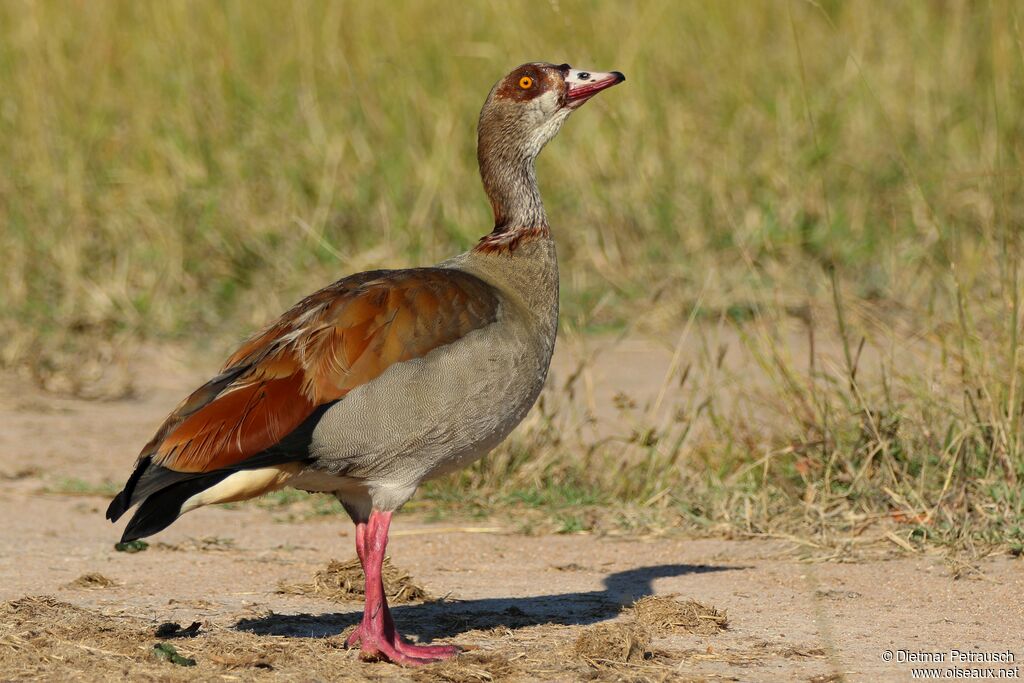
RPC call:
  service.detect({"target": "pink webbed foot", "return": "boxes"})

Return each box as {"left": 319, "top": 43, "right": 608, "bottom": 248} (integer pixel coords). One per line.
{"left": 345, "top": 623, "right": 459, "bottom": 665}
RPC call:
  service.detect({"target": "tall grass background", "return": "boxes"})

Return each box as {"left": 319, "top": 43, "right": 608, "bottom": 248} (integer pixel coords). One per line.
{"left": 1, "top": 1, "right": 1022, "bottom": 553}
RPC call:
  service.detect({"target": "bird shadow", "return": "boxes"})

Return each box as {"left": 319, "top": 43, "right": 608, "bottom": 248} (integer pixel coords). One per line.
{"left": 234, "top": 562, "right": 742, "bottom": 642}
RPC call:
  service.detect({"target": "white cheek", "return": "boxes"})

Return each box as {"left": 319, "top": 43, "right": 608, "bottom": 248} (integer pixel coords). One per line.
{"left": 522, "top": 105, "right": 546, "bottom": 128}
{"left": 527, "top": 108, "right": 571, "bottom": 155}
{"left": 537, "top": 91, "right": 560, "bottom": 116}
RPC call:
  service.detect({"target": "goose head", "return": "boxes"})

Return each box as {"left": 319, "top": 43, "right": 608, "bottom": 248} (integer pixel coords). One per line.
{"left": 479, "top": 62, "right": 625, "bottom": 160}
{"left": 476, "top": 62, "right": 624, "bottom": 232}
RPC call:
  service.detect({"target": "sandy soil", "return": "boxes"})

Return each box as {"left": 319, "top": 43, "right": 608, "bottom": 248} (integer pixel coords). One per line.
{"left": 0, "top": 338, "right": 1021, "bottom": 682}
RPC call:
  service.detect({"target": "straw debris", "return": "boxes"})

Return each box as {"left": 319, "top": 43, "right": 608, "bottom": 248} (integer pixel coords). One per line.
{"left": 0, "top": 595, "right": 334, "bottom": 679}
{"left": 629, "top": 594, "right": 728, "bottom": 635}
{"left": 278, "top": 556, "right": 430, "bottom": 604}
{"left": 0, "top": 592, "right": 811, "bottom": 679}
{"left": 573, "top": 621, "right": 653, "bottom": 667}
{"left": 412, "top": 651, "right": 519, "bottom": 682}
{"left": 64, "top": 573, "right": 119, "bottom": 590}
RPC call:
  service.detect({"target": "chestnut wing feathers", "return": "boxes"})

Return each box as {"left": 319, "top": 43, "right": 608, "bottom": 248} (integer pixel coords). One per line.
{"left": 107, "top": 267, "right": 500, "bottom": 521}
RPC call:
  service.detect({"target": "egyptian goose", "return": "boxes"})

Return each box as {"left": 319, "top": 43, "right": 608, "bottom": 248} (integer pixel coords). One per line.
{"left": 107, "top": 62, "right": 624, "bottom": 665}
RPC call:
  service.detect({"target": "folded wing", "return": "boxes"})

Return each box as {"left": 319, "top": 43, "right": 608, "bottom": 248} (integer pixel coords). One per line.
{"left": 107, "top": 267, "right": 500, "bottom": 534}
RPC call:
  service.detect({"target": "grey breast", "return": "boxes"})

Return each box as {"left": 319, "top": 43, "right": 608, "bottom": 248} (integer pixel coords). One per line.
{"left": 306, "top": 309, "right": 547, "bottom": 485}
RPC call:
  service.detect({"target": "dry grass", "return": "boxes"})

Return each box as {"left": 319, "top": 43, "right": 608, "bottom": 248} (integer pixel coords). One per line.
{"left": 573, "top": 595, "right": 730, "bottom": 679}
{"left": 572, "top": 596, "right": 728, "bottom": 671}
{"left": 278, "top": 557, "right": 430, "bottom": 604}
{"left": 422, "top": 302, "right": 1024, "bottom": 554}
{"left": 0, "top": 595, "right": 350, "bottom": 681}
{"left": 411, "top": 652, "right": 520, "bottom": 683}
{"left": 0, "top": 594, "right": 784, "bottom": 681}
{"left": 573, "top": 621, "right": 653, "bottom": 667}
{"left": 629, "top": 595, "right": 727, "bottom": 636}
{"left": 1, "top": 1, "right": 1023, "bottom": 551}
{"left": 63, "top": 574, "right": 119, "bottom": 591}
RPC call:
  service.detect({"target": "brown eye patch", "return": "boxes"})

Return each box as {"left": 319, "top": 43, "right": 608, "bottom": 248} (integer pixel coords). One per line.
{"left": 494, "top": 63, "right": 562, "bottom": 102}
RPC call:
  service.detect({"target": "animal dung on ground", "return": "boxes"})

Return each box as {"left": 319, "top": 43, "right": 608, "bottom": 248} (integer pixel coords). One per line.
{"left": 64, "top": 573, "right": 119, "bottom": 590}
{"left": 629, "top": 594, "right": 728, "bottom": 635}
{"left": 277, "top": 557, "right": 430, "bottom": 604}
{"left": 153, "top": 621, "right": 202, "bottom": 639}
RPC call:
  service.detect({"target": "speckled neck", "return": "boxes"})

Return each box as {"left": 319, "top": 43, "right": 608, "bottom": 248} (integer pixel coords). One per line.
{"left": 474, "top": 89, "right": 570, "bottom": 252}
{"left": 478, "top": 145, "right": 547, "bottom": 234}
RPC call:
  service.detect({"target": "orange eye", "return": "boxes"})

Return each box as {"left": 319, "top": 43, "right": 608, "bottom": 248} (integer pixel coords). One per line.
{"left": 518, "top": 76, "right": 533, "bottom": 89}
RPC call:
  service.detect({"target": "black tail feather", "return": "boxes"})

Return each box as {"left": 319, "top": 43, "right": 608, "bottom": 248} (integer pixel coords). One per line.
{"left": 107, "top": 458, "right": 197, "bottom": 523}
{"left": 120, "top": 471, "right": 232, "bottom": 542}
{"left": 108, "top": 401, "right": 335, "bottom": 536}
{"left": 106, "top": 457, "right": 152, "bottom": 522}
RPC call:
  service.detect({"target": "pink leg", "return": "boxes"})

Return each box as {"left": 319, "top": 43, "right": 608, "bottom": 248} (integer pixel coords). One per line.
{"left": 344, "top": 511, "right": 459, "bottom": 665}
{"left": 345, "top": 521, "right": 368, "bottom": 649}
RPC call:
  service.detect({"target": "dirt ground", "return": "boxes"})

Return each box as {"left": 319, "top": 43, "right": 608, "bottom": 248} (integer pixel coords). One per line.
{"left": 1, "top": 338, "right": 1021, "bottom": 682}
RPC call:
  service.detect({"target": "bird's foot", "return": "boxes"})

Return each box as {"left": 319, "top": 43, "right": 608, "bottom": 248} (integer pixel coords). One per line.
{"left": 346, "top": 625, "right": 459, "bottom": 666}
